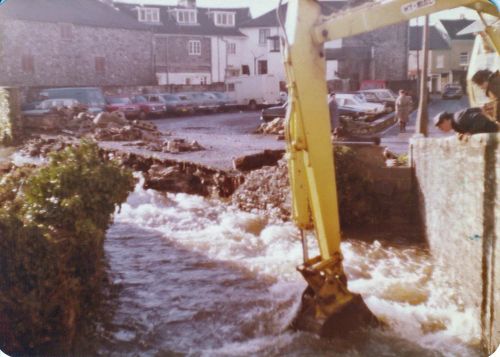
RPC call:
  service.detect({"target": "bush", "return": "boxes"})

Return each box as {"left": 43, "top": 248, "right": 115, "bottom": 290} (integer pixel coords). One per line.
{"left": 0, "top": 141, "right": 135, "bottom": 355}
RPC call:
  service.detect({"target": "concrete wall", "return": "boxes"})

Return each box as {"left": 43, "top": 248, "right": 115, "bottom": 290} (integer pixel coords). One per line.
{"left": 0, "top": 88, "right": 22, "bottom": 145}
{"left": 411, "top": 134, "right": 500, "bottom": 354}
{"left": 0, "top": 20, "right": 155, "bottom": 87}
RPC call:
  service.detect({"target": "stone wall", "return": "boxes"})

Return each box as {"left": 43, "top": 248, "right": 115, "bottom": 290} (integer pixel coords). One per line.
{"left": 339, "top": 22, "right": 409, "bottom": 82}
{"left": 0, "top": 88, "right": 22, "bottom": 145}
{"left": 0, "top": 20, "right": 154, "bottom": 87}
{"left": 154, "top": 35, "right": 212, "bottom": 74}
{"left": 411, "top": 134, "right": 500, "bottom": 354}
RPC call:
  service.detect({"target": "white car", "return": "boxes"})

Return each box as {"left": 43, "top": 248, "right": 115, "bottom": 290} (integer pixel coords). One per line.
{"left": 335, "top": 93, "right": 386, "bottom": 116}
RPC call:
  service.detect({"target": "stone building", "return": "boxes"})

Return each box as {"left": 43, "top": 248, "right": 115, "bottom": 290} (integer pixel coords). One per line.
{"left": 327, "top": 23, "right": 410, "bottom": 86}
{"left": 114, "top": 1, "right": 251, "bottom": 85}
{"left": 0, "top": 0, "right": 155, "bottom": 87}
{"left": 408, "top": 19, "right": 475, "bottom": 93}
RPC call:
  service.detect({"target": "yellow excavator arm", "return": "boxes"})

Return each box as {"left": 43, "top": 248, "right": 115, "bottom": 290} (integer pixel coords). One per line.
{"left": 284, "top": 0, "right": 499, "bottom": 337}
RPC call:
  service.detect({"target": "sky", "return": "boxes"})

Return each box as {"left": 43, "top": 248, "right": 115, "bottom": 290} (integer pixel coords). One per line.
{"left": 116, "top": 0, "right": 479, "bottom": 23}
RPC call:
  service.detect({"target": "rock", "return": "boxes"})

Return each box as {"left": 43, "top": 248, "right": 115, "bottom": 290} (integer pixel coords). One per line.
{"left": 255, "top": 117, "right": 285, "bottom": 135}
{"left": 0, "top": 161, "right": 13, "bottom": 175}
{"left": 144, "top": 165, "right": 204, "bottom": 195}
{"left": 132, "top": 120, "right": 158, "bottom": 132}
{"left": 162, "top": 139, "right": 204, "bottom": 153}
{"left": 233, "top": 149, "right": 285, "bottom": 171}
{"left": 93, "top": 111, "right": 128, "bottom": 128}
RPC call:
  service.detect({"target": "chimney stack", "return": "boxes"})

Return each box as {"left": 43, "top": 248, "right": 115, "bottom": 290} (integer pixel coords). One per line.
{"left": 178, "top": 0, "right": 196, "bottom": 8}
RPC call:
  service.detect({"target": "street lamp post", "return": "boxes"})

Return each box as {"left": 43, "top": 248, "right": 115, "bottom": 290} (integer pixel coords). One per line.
{"left": 416, "top": 15, "right": 430, "bottom": 136}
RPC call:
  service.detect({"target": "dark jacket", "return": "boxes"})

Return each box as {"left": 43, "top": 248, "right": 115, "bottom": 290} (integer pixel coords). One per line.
{"left": 486, "top": 70, "right": 500, "bottom": 100}
{"left": 452, "top": 108, "right": 499, "bottom": 134}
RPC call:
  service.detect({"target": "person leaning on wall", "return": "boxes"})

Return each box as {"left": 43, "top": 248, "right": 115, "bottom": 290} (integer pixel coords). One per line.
{"left": 471, "top": 69, "right": 499, "bottom": 122}
{"left": 434, "top": 108, "right": 499, "bottom": 140}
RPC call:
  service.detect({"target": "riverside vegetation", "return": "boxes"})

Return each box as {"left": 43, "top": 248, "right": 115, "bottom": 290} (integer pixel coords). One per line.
{"left": 0, "top": 141, "right": 135, "bottom": 355}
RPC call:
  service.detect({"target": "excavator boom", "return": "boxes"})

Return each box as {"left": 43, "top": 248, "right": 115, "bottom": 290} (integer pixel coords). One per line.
{"left": 284, "top": 0, "right": 499, "bottom": 338}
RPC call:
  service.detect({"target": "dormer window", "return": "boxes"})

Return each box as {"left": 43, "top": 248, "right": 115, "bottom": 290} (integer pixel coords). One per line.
{"left": 177, "top": 9, "right": 197, "bottom": 24}
{"left": 138, "top": 8, "right": 160, "bottom": 23}
{"left": 214, "top": 11, "right": 235, "bottom": 27}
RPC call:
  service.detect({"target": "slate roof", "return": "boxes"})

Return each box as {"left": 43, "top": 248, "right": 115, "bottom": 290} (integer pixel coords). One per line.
{"left": 241, "top": 1, "right": 348, "bottom": 28}
{"left": 440, "top": 19, "right": 475, "bottom": 40}
{"left": 409, "top": 26, "right": 450, "bottom": 51}
{"left": 114, "top": 3, "right": 250, "bottom": 37}
{"left": 0, "top": 0, "right": 150, "bottom": 31}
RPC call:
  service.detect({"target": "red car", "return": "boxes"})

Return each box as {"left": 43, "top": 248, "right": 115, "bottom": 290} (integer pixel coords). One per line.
{"left": 105, "top": 96, "right": 141, "bottom": 118}
{"left": 132, "top": 95, "right": 167, "bottom": 119}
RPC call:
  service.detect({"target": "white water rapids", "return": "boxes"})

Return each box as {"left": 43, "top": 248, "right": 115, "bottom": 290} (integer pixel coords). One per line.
{"left": 78, "top": 177, "right": 485, "bottom": 356}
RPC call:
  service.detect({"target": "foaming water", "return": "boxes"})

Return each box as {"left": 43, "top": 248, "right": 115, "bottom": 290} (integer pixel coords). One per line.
{"left": 82, "top": 179, "right": 483, "bottom": 356}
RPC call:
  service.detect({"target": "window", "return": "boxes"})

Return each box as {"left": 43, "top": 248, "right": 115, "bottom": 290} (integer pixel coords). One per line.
{"left": 95, "top": 57, "right": 106, "bottom": 75}
{"left": 258, "top": 60, "right": 268, "bottom": 75}
{"left": 214, "top": 11, "right": 235, "bottom": 27}
{"left": 436, "top": 54, "right": 444, "bottom": 69}
{"left": 459, "top": 52, "right": 469, "bottom": 66}
{"left": 177, "top": 9, "right": 197, "bottom": 24}
{"left": 22, "top": 55, "right": 34, "bottom": 73}
{"left": 201, "top": 76, "right": 208, "bottom": 85}
{"left": 188, "top": 40, "right": 201, "bottom": 56}
{"left": 227, "top": 83, "right": 235, "bottom": 92}
{"left": 60, "top": 23, "right": 73, "bottom": 40}
{"left": 259, "top": 28, "right": 270, "bottom": 46}
{"left": 138, "top": 7, "right": 160, "bottom": 23}
{"left": 270, "top": 37, "right": 280, "bottom": 52}
{"left": 185, "top": 78, "right": 191, "bottom": 85}
{"left": 241, "top": 65, "right": 250, "bottom": 75}
{"left": 227, "top": 43, "right": 236, "bottom": 55}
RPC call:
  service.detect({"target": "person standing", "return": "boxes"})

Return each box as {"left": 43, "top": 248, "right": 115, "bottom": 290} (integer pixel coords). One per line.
{"left": 395, "top": 90, "right": 411, "bottom": 133}
{"left": 328, "top": 92, "right": 340, "bottom": 136}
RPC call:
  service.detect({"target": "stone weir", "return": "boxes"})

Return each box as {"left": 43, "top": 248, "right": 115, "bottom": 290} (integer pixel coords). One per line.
{"left": 18, "top": 136, "right": 287, "bottom": 199}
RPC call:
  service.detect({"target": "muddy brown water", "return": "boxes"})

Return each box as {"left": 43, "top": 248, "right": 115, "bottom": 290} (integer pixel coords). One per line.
{"left": 73, "top": 177, "right": 482, "bottom": 356}
{"left": 0, "top": 148, "right": 484, "bottom": 356}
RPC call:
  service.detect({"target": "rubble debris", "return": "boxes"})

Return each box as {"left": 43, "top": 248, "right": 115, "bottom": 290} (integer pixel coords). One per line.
{"left": 21, "top": 106, "right": 202, "bottom": 154}
{"left": 93, "top": 111, "right": 128, "bottom": 128}
{"left": 233, "top": 149, "right": 285, "bottom": 172}
{"left": 0, "top": 161, "right": 13, "bottom": 175}
{"left": 231, "top": 159, "right": 291, "bottom": 221}
{"left": 255, "top": 117, "right": 285, "bottom": 137}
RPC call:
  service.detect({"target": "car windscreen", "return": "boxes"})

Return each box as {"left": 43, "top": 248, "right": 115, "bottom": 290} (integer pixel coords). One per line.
{"left": 107, "top": 97, "right": 132, "bottom": 104}
{"left": 43, "top": 88, "right": 105, "bottom": 107}
{"left": 374, "top": 91, "right": 393, "bottom": 100}
{"left": 161, "top": 95, "right": 178, "bottom": 101}
{"left": 362, "top": 93, "right": 378, "bottom": 101}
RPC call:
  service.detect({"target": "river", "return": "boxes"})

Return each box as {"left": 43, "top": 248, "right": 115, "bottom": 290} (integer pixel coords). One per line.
{"left": 68, "top": 176, "right": 482, "bottom": 357}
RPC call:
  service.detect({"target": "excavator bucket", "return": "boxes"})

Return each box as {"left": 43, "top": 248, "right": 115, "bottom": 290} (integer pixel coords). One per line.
{"left": 289, "top": 254, "right": 379, "bottom": 337}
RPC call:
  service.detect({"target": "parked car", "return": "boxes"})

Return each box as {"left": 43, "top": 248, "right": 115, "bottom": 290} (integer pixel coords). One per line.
{"left": 260, "top": 99, "right": 366, "bottom": 122}
{"left": 22, "top": 98, "right": 80, "bottom": 116}
{"left": 182, "top": 92, "right": 218, "bottom": 113}
{"left": 171, "top": 93, "right": 196, "bottom": 114}
{"left": 131, "top": 95, "right": 167, "bottom": 119}
{"left": 206, "top": 92, "right": 238, "bottom": 111}
{"left": 38, "top": 87, "right": 105, "bottom": 114}
{"left": 335, "top": 93, "right": 386, "bottom": 120}
{"left": 105, "top": 96, "right": 140, "bottom": 118}
{"left": 442, "top": 84, "right": 463, "bottom": 99}
{"left": 158, "top": 93, "right": 191, "bottom": 115}
{"left": 357, "top": 89, "right": 397, "bottom": 112}
{"left": 261, "top": 102, "right": 288, "bottom": 122}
